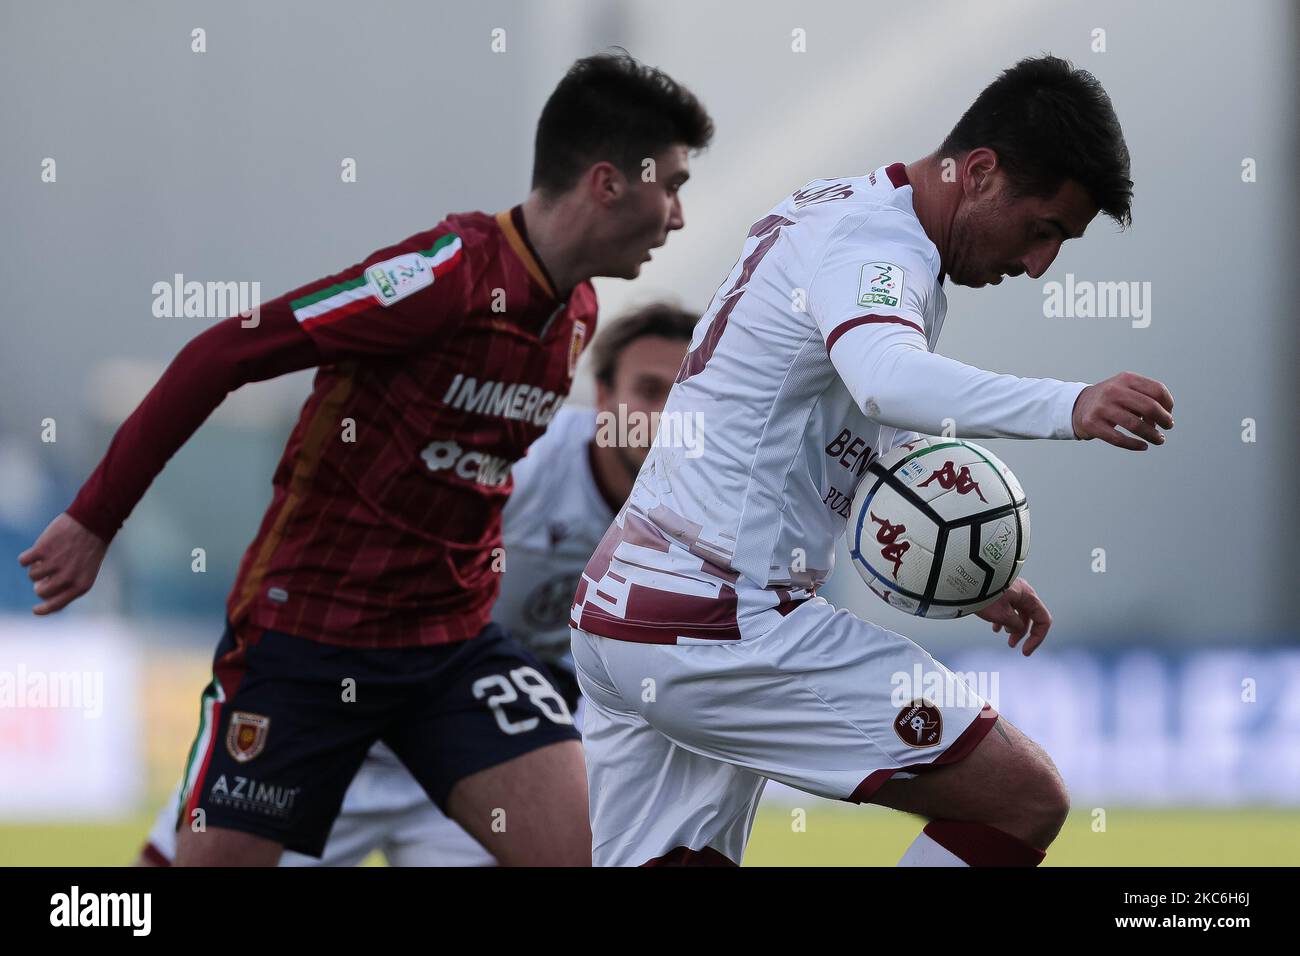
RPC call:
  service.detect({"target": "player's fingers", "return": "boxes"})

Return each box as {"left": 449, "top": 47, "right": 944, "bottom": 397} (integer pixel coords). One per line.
{"left": 18, "top": 546, "right": 41, "bottom": 566}
{"left": 27, "top": 560, "right": 52, "bottom": 582}
{"left": 1122, "top": 373, "right": 1174, "bottom": 413}
{"left": 1005, "top": 608, "right": 1030, "bottom": 646}
{"left": 1097, "top": 423, "right": 1148, "bottom": 451}
{"left": 33, "top": 587, "right": 82, "bottom": 615}
{"left": 1013, "top": 590, "right": 1052, "bottom": 655}
{"left": 1117, "top": 390, "right": 1174, "bottom": 431}
{"left": 1116, "top": 415, "right": 1161, "bottom": 445}
{"left": 1022, "top": 615, "right": 1052, "bottom": 656}
{"left": 33, "top": 574, "right": 72, "bottom": 600}
{"left": 1114, "top": 394, "right": 1171, "bottom": 439}
{"left": 982, "top": 601, "right": 1019, "bottom": 634}
{"left": 1009, "top": 583, "right": 1044, "bottom": 614}
{"left": 1102, "top": 400, "right": 1163, "bottom": 444}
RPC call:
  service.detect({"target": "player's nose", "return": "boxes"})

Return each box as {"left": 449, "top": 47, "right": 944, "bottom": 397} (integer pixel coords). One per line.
{"left": 1022, "top": 241, "right": 1061, "bottom": 280}
{"left": 668, "top": 196, "right": 685, "bottom": 232}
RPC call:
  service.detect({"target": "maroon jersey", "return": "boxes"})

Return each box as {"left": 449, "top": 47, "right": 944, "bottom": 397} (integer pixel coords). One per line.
{"left": 69, "top": 208, "right": 596, "bottom": 647}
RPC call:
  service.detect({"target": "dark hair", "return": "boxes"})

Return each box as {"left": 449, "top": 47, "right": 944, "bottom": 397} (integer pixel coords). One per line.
{"left": 532, "top": 51, "right": 714, "bottom": 195}
{"left": 940, "top": 55, "right": 1133, "bottom": 226}
{"left": 591, "top": 302, "right": 698, "bottom": 386}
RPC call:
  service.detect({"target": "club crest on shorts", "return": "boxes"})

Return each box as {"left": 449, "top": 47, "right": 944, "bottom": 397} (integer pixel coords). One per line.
{"left": 568, "top": 320, "right": 587, "bottom": 378}
{"left": 894, "top": 700, "right": 942, "bottom": 748}
{"left": 226, "top": 711, "right": 271, "bottom": 762}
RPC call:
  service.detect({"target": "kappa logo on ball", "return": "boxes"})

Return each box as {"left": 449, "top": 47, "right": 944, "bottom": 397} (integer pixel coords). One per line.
{"left": 919, "top": 460, "right": 987, "bottom": 502}
{"left": 894, "top": 700, "right": 942, "bottom": 748}
{"left": 869, "top": 511, "right": 910, "bottom": 578}
{"left": 226, "top": 711, "right": 270, "bottom": 763}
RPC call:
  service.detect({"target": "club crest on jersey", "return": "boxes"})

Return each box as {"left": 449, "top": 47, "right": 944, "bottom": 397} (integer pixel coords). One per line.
{"left": 365, "top": 252, "right": 435, "bottom": 306}
{"left": 226, "top": 712, "right": 270, "bottom": 763}
{"left": 858, "top": 261, "right": 905, "bottom": 309}
{"left": 894, "top": 700, "right": 942, "bottom": 748}
{"left": 568, "top": 320, "right": 588, "bottom": 378}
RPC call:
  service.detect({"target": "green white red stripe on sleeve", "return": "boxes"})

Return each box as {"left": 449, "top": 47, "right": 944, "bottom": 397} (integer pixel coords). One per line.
{"left": 289, "top": 233, "right": 463, "bottom": 329}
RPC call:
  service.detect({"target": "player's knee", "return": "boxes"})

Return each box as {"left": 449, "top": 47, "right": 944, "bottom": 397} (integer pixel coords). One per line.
{"left": 1007, "top": 749, "right": 1070, "bottom": 847}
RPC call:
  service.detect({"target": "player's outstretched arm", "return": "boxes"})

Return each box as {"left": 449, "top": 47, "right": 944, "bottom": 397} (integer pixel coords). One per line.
{"left": 830, "top": 326, "right": 1174, "bottom": 449}
{"left": 1069, "top": 371, "right": 1174, "bottom": 451}
{"left": 16, "top": 309, "right": 322, "bottom": 614}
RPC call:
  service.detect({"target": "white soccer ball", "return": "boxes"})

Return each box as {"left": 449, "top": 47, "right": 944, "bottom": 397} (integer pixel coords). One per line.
{"left": 847, "top": 437, "right": 1029, "bottom": 619}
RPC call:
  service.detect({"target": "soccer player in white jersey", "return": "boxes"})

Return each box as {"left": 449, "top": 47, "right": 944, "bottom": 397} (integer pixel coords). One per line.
{"left": 137, "top": 305, "right": 696, "bottom": 866}
{"left": 570, "top": 56, "right": 1176, "bottom": 867}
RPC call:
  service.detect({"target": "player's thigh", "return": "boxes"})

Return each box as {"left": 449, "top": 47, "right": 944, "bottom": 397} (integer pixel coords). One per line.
{"left": 175, "top": 624, "right": 390, "bottom": 863}
{"left": 175, "top": 824, "right": 283, "bottom": 867}
{"left": 383, "top": 802, "right": 496, "bottom": 867}
{"left": 572, "top": 630, "right": 765, "bottom": 866}
{"left": 445, "top": 739, "right": 590, "bottom": 866}
{"left": 277, "top": 810, "right": 389, "bottom": 867}
{"left": 591, "top": 598, "right": 997, "bottom": 806}
{"left": 382, "top": 623, "right": 586, "bottom": 866}
{"left": 869, "top": 714, "right": 1069, "bottom": 833}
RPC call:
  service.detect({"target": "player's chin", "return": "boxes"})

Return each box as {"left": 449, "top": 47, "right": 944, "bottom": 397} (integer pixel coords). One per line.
{"left": 605, "top": 260, "right": 642, "bottom": 280}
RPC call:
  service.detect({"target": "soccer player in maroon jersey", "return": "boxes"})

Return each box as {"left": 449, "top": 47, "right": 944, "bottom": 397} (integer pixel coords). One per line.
{"left": 18, "top": 53, "right": 714, "bottom": 866}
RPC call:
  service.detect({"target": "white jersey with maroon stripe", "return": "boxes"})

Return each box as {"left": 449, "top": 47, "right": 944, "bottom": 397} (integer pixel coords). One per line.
{"left": 572, "top": 163, "right": 1084, "bottom": 647}
{"left": 572, "top": 165, "right": 944, "bottom": 643}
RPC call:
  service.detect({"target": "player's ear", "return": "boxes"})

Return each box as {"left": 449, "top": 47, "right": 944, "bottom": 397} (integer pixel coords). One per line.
{"left": 587, "top": 161, "right": 625, "bottom": 207}
{"left": 961, "top": 147, "right": 998, "bottom": 197}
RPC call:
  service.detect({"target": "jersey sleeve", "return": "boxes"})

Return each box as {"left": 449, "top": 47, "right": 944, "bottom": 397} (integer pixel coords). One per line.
{"left": 66, "top": 308, "right": 322, "bottom": 543}
{"left": 285, "top": 228, "right": 470, "bottom": 359}
{"left": 809, "top": 210, "right": 1086, "bottom": 441}
{"left": 807, "top": 208, "right": 934, "bottom": 352}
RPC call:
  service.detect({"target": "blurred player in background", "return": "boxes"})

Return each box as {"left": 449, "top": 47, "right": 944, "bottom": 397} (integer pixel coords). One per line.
{"left": 571, "top": 55, "right": 1176, "bottom": 866}
{"left": 137, "top": 304, "right": 696, "bottom": 866}
{"left": 20, "top": 54, "right": 713, "bottom": 866}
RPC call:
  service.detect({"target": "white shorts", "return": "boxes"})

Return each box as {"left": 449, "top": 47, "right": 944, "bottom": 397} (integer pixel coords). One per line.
{"left": 571, "top": 596, "right": 997, "bottom": 866}
{"left": 144, "top": 744, "right": 494, "bottom": 867}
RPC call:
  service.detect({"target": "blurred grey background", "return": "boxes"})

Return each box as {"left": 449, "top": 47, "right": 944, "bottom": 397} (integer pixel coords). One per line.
{"left": 2, "top": 0, "right": 1296, "bottom": 649}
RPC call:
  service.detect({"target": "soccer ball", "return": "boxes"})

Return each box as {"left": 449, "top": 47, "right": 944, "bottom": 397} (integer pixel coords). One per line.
{"left": 847, "top": 437, "right": 1029, "bottom": 618}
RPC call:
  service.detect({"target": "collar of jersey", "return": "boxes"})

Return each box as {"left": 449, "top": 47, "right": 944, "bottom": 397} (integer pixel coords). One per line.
{"left": 496, "top": 205, "right": 561, "bottom": 301}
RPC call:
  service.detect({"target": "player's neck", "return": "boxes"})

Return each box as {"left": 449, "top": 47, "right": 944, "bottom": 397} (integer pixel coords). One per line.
{"left": 904, "top": 154, "right": 959, "bottom": 275}
{"left": 519, "top": 191, "right": 596, "bottom": 298}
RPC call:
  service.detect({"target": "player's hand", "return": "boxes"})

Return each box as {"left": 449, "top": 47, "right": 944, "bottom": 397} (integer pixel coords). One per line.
{"left": 1071, "top": 371, "right": 1174, "bottom": 450}
{"left": 18, "top": 512, "right": 108, "bottom": 615}
{"left": 975, "top": 578, "right": 1052, "bottom": 656}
